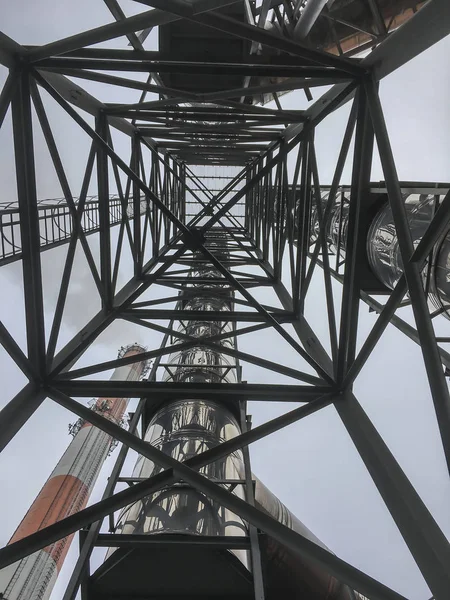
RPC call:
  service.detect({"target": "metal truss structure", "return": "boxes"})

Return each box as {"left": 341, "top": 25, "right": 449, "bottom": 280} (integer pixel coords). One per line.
{"left": 0, "top": 1, "right": 450, "bottom": 599}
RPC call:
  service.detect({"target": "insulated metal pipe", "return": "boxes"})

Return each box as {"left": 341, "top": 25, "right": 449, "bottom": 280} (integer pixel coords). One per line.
{"left": 111, "top": 231, "right": 249, "bottom": 565}
{"left": 110, "top": 229, "right": 363, "bottom": 599}
{"left": 310, "top": 188, "right": 450, "bottom": 319}
{"left": 293, "top": 0, "right": 329, "bottom": 40}
{"left": 367, "top": 193, "right": 450, "bottom": 317}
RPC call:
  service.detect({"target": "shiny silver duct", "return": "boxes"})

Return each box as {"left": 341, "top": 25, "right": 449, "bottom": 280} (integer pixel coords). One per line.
{"left": 111, "top": 231, "right": 247, "bottom": 566}
{"left": 113, "top": 395, "right": 361, "bottom": 599}
{"left": 310, "top": 189, "right": 450, "bottom": 319}
{"left": 367, "top": 193, "right": 450, "bottom": 316}
{"left": 112, "top": 398, "right": 248, "bottom": 568}
{"left": 104, "top": 229, "right": 364, "bottom": 599}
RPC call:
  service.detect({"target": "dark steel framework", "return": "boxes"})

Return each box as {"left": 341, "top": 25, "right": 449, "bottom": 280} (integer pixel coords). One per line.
{"left": 0, "top": 1, "right": 450, "bottom": 599}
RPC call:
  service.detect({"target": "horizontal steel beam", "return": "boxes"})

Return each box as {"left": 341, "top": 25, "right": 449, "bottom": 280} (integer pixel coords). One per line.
{"left": 35, "top": 57, "right": 352, "bottom": 79}
{"left": 95, "top": 534, "right": 251, "bottom": 549}
{"left": 54, "top": 380, "right": 331, "bottom": 402}
{"left": 122, "top": 309, "right": 293, "bottom": 322}
{"left": 117, "top": 477, "right": 248, "bottom": 484}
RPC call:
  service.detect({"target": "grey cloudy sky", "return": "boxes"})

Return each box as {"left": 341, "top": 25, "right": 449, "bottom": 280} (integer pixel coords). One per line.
{"left": 0, "top": 3, "right": 450, "bottom": 599}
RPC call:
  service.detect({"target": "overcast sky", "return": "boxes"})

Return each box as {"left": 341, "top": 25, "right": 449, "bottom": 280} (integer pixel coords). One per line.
{"left": 0, "top": 3, "right": 450, "bottom": 599}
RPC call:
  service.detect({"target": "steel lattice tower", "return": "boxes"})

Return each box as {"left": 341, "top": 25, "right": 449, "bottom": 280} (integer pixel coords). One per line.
{"left": 0, "top": 1, "right": 449, "bottom": 600}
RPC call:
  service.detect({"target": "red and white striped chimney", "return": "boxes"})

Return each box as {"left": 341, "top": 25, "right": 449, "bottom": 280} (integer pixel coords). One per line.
{"left": 0, "top": 344, "right": 148, "bottom": 600}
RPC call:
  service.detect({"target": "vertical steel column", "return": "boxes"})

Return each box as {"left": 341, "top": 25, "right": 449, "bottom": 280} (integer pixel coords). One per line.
{"left": 96, "top": 111, "right": 113, "bottom": 309}
{"left": 0, "top": 69, "right": 50, "bottom": 456}
{"left": 308, "top": 135, "right": 339, "bottom": 367}
{"left": 239, "top": 400, "right": 265, "bottom": 600}
{"left": 336, "top": 88, "right": 374, "bottom": 384}
{"left": 11, "top": 68, "right": 46, "bottom": 377}
{"left": 365, "top": 77, "right": 450, "bottom": 477}
{"left": 335, "top": 392, "right": 450, "bottom": 599}
{"left": 132, "top": 133, "right": 143, "bottom": 277}
{"left": 296, "top": 137, "right": 311, "bottom": 315}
